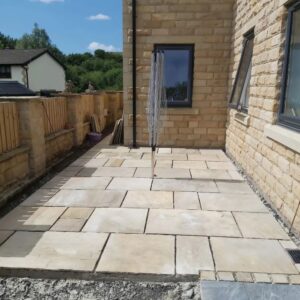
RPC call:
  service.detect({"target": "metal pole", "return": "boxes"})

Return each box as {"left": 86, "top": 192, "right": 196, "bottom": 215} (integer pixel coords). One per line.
{"left": 132, "top": 0, "right": 137, "bottom": 148}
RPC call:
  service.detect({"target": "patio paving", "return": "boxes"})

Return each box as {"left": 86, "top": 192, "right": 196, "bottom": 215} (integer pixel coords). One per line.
{"left": 0, "top": 140, "right": 299, "bottom": 280}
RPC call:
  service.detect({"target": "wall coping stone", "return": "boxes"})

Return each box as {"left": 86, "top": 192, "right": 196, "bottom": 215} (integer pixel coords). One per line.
{"left": 264, "top": 124, "right": 300, "bottom": 154}
{"left": 45, "top": 128, "right": 75, "bottom": 142}
{"left": 0, "top": 146, "right": 30, "bottom": 163}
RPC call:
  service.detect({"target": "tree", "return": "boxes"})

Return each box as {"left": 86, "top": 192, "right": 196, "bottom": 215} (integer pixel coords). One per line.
{"left": 0, "top": 32, "right": 17, "bottom": 49}
{"left": 16, "top": 23, "right": 65, "bottom": 64}
{"left": 16, "top": 23, "right": 51, "bottom": 49}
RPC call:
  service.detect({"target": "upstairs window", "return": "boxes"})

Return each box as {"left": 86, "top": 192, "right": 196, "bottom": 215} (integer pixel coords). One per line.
{"left": 229, "top": 30, "right": 254, "bottom": 112}
{"left": 279, "top": 1, "right": 300, "bottom": 131}
{"left": 0, "top": 65, "right": 11, "bottom": 79}
{"left": 155, "top": 44, "right": 194, "bottom": 108}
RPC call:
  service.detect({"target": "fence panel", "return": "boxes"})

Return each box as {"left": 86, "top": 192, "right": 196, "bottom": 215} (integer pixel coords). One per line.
{"left": 42, "top": 98, "right": 68, "bottom": 136}
{"left": 0, "top": 102, "right": 20, "bottom": 154}
{"left": 81, "top": 95, "right": 95, "bottom": 123}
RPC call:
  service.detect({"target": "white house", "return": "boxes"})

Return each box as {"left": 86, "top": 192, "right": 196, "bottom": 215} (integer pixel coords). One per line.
{"left": 0, "top": 49, "right": 65, "bottom": 92}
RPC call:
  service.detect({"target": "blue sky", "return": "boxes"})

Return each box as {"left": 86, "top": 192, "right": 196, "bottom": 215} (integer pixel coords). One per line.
{"left": 0, "top": 0, "right": 122, "bottom": 54}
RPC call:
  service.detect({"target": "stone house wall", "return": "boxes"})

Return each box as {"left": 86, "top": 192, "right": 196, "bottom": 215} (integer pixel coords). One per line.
{"left": 123, "top": 0, "right": 234, "bottom": 147}
{"left": 226, "top": 0, "right": 300, "bottom": 234}
{"left": 123, "top": 0, "right": 300, "bottom": 234}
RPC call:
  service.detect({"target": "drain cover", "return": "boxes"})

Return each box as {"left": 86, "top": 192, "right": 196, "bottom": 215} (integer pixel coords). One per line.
{"left": 288, "top": 250, "right": 300, "bottom": 263}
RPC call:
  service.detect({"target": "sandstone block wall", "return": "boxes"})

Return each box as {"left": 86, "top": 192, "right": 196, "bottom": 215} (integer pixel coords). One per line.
{"left": 226, "top": 0, "right": 300, "bottom": 234}
{"left": 123, "top": 0, "right": 234, "bottom": 147}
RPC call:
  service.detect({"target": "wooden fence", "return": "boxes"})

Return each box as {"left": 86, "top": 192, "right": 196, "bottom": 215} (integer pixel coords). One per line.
{"left": 81, "top": 94, "right": 95, "bottom": 123}
{"left": 42, "top": 98, "right": 68, "bottom": 136}
{"left": 0, "top": 102, "right": 20, "bottom": 154}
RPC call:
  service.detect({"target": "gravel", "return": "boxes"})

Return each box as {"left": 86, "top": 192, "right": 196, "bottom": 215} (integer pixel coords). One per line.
{"left": 0, "top": 278, "right": 201, "bottom": 300}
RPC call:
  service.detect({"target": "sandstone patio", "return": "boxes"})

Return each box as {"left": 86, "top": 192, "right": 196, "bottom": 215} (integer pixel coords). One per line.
{"left": 0, "top": 139, "right": 299, "bottom": 282}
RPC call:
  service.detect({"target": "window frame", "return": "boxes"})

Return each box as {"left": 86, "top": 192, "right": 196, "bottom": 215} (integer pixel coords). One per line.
{"left": 278, "top": 1, "right": 300, "bottom": 132}
{"left": 229, "top": 29, "right": 254, "bottom": 113}
{"left": 154, "top": 44, "right": 194, "bottom": 108}
{"left": 0, "top": 65, "right": 11, "bottom": 79}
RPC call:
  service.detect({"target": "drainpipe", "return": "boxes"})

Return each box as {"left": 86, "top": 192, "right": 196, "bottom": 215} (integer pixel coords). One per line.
{"left": 132, "top": 0, "right": 137, "bottom": 148}
{"left": 23, "top": 65, "right": 29, "bottom": 88}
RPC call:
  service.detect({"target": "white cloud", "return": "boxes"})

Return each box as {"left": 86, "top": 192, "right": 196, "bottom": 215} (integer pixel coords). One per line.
{"left": 88, "top": 13, "right": 111, "bottom": 21}
{"left": 88, "top": 42, "right": 118, "bottom": 52}
{"left": 31, "top": 0, "right": 64, "bottom": 3}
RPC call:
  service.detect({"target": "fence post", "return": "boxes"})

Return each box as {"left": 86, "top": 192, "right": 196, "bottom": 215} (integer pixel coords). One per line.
{"left": 17, "top": 98, "right": 46, "bottom": 177}
{"left": 94, "top": 92, "right": 107, "bottom": 131}
{"left": 66, "top": 94, "right": 84, "bottom": 146}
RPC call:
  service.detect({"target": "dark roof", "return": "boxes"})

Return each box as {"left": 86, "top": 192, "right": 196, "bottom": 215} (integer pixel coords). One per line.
{"left": 0, "top": 81, "right": 36, "bottom": 96}
{"left": 0, "top": 49, "right": 47, "bottom": 65}
{"left": 0, "top": 49, "right": 65, "bottom": 69}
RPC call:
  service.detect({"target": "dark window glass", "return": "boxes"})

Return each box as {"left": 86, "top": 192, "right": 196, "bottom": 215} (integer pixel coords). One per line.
{"left": 0, "top": 65, "right": 11, "bottom": 79}
{"left": 279, "top": 2, "right": 300, "bottom": 130}
{"left": 229, "top": 31, "right": 254, "bottom": 112}
{"left": 155, "top": 45, "right": 194, "bottom": 107}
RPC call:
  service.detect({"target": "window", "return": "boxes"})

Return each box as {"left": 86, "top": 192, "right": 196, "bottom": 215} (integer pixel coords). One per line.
{"left": 279, "top": 1, "right": 300, "bottom": 131}
{"left": 229, "top": 30, "right": 254, "bottom": 112}
{"left": 155, "top": 44, "right": 194, "bottom": 107}
{"left": 0, "top": 65, "right": 11, "bottom": 79}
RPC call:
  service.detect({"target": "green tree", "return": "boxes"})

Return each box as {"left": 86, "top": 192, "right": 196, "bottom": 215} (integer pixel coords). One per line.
{"left": 0, "top": 32, "right": 17, "bottom": 49}
{"left": 16, "top": 23, "right": 65, "bottom": 63}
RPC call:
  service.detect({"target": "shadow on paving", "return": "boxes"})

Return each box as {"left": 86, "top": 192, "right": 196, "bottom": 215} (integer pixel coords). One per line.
{"left": 201, "top": 281, "right": 300, "bottom": 300}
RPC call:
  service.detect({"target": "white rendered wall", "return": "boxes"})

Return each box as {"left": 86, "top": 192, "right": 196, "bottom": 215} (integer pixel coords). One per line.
{"left": 27, "top": 53, "right": 65, "bottom": 92}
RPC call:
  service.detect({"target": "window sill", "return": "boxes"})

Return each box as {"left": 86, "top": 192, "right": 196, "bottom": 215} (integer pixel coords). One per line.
{"left": 264, "top": 124, "right": 300, "bottom": 154}
{"left": 234, "top": 111, "right": 250, "bottom": 127}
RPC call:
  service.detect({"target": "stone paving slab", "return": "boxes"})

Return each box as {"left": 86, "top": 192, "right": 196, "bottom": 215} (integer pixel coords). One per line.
{"left": 57, "top": 166, "right": 82, "bottom": 177}
{"left": 152, "top": 179, "right": 218, "bottom": 193}
{"left": 60, "top": 177, "right": 112, "bottom": 190}
{"left": 61, "top": 208, "right": 94, "bottom": 219}
{"left": 0, "top": 207, "right": 65, "bottom": 231}
{"left": 176, "top": 236, "right": 214, "bottom": 275}
{"left": 211, "top": 238, "right": 298, "bottom": 274}
{"left": 107, "top": 178, "right": 152, "bottom": 191}
{"left": 82, "top": 208, "right": 148, "bottom": 233}
{"left": 84, "top": 159, "right": 108, "bottom": 168}
{"left": 188, "top": 154, "right": 226, "bottom": 162}
{"left": 142, "top": 154, "right": 188, "bottom": 161}
{"left": 92, "top": 167, "right": 136, "bottom": 178}
{"left": 191, "top": 169, "right": 232, "bottom": 180}
{"left": 75, "top": 168, "right": 97, "bottom": 177}
{"left": 0, "top": 231, "right": 14, "bottom": 245}
{"left": 173, "top": 160, "right": 207, "bottom": 170}
{"left": 207, "top": 162, "right": 236, "bottom": 170}
{"left": 134, "top": 167, "right": 191, "bottom": 179}
{"left": 97, "top": 234, "right": 174, "bottom": 275}
{"left": 216, "top": 182, "right": 254, "bottom": 194}
{"left": 97, "top": 153, "right": 142, "bottom": 160}
{"left": 46, "top": 190, "right": 125, "bottom": 208}
{"left": 155, "top": 160, "right": 172, "bottom": 168}
{"left": 122, "top": 191, "right": 173, "bottom": 209}
{"left": 104, "top": 158, "right": 124, "bottom": 167}
{"left": 146, "top": 209, "right": 241, "bottom": 237}
{"left": 122, "top": 159, "right": 151, "bottom": 168}
{"left": 174, "top": 192, "right": 200, "bottom": 210}
{"left": 234, "top": 212, "right": 290, "bottom": 240}
{"left": 0, "top": 232, "right": 108, "bottom": 271}
{"left": 199, "top": 193, "right": 268, "bottom": 212}
{"left": 40, "top": 176, "right": 70, "bottom": 189}
{"left": 50, "top": 219, "right": 85, "bottom": 232}
{"left": 20, "top": 189, "right": 59, "bottom": 207}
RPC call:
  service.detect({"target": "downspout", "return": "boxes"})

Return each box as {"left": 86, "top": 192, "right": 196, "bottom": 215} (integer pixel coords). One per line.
{"left": 22, "top": 65, "right": 29, "bottom": 88}
{"left": 132, "top": 0, "right": 137, "bottom": 148}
